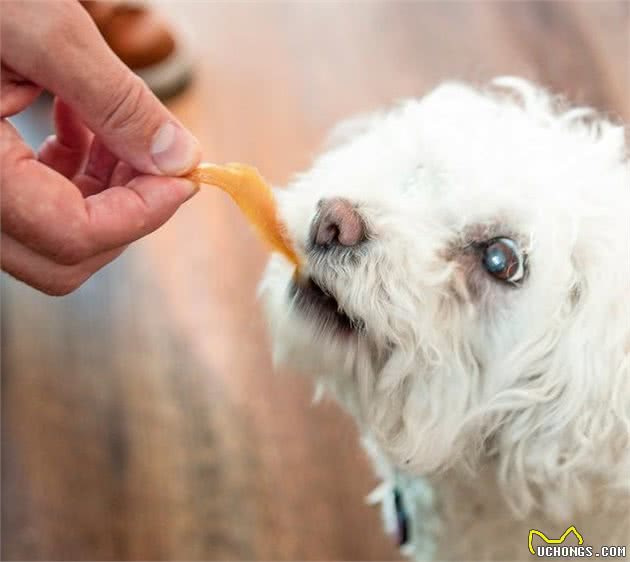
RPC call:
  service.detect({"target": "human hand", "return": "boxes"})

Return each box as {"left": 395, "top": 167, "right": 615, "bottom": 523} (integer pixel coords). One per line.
{"left": 1, "top": 0, "right": 202, "bottom": 295}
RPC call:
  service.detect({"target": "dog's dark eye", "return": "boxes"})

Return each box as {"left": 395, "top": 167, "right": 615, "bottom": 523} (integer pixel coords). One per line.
{"left": 482, "top": 238, "right": 525, "bottom": 283}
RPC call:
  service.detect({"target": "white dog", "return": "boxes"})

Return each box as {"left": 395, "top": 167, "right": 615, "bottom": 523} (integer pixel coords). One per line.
{"left": 259, "top": 78, "right": 629, "bottom": 560}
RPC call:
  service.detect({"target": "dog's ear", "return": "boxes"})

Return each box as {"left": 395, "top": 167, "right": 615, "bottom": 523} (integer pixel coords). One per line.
{"left": 494, "top": 232, "right": 630, "bottom": 518}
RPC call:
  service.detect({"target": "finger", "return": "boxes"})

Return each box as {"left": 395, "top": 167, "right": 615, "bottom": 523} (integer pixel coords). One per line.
{"left": 0, "top": 64, "right": 43, "bottom": 117}
{"left": 74, "top": 137, "right": 119, "bottom": 197}
{"left": 54, "top": 98, "right": 92, "bottom": 150}
{"left": 1, "top": 232, "right": 126, "bottom": 296}
{"left": 2, "top": 120, "right": 88, "bottom": 260}
{"left": 110, "top": 161, "right": 139, "bottom": 187}
{"left": 1, "top": 1, "right": 200, "bottom": 176}
{"left": 84, "top": 175, "right": 199, "bottom": 251}
{"left": 2, "top": 121, "right": 198, "bottom": 264}
{"left": 38, "top": 99, "right": 92, "bottom": 179}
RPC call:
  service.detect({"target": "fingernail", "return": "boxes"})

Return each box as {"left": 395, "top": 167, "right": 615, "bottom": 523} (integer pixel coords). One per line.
{"left": 151, "top": 121, "right": 200, "bottom": 175}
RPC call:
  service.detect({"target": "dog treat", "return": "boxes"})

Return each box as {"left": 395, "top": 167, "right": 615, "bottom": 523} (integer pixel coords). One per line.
{"left": 186, "top": 163, "right": 300, "bottom": 267}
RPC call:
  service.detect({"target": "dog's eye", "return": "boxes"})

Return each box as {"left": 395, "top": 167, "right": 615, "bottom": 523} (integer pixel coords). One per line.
{"left": 481, "top": 238, "right": 525, "bottom": 283}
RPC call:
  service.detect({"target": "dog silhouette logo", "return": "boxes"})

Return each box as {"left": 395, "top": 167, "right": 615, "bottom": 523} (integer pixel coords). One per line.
{"left": 528, "top": 525, "right": 584, "bottom": 555}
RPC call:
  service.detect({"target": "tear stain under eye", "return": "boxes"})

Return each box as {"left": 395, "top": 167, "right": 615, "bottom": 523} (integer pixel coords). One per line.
{"left": 448, "top": 245, "right": 526, "bottom": 305}
{"left": 441, "top": 223, "right": 528, "bottom": 294}
{"left": 449, "top": 252, "right": 488, "bottom": 302}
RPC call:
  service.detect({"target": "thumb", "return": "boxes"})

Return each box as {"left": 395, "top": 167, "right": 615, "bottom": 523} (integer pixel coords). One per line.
{"left": 1, "top": 0, "right": 201, "bottom": 176}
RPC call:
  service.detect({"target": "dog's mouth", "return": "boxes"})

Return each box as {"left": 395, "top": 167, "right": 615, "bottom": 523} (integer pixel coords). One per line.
{"left": 289, "top": 277, "right": 363, "bottom": 336}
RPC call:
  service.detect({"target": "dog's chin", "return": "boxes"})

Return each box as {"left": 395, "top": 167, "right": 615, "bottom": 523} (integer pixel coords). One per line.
{"left": 289, "top": 277, "right": 363, "bottom": 338}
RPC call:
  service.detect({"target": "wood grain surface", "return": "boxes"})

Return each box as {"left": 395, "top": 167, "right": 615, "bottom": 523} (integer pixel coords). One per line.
{"left": 2, "top": 1, "right": 628, "bottom": 560}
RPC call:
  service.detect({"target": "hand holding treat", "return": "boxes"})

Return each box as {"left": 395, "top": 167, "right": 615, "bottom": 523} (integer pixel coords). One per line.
{"left": 0, "top": 1, "right": 201, "bottom": 296}
{"left": 186, "top": 163, "right": 301, "bottom": 268}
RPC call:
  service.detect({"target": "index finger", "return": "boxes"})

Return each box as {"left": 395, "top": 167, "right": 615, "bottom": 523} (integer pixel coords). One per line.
{"left": 1, "top": 0, "right": 200, "bottom": 176}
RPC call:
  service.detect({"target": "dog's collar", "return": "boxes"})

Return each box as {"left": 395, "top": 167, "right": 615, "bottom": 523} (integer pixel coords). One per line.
{"left": 393, "top": 486, "right": 409, "bottom": 546}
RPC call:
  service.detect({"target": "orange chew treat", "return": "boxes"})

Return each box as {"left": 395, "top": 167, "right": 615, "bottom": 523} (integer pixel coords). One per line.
{"left": 186, "top": 163, "right": 300, "bottom": 267}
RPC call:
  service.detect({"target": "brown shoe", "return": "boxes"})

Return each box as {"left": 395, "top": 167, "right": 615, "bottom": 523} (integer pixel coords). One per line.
{"left": 82, "top": 1, "right": 192, "bottom": 99}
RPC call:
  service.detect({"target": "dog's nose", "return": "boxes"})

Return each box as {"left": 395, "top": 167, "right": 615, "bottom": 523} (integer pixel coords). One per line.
{"left": 313, "top": 197, "right": 365, "bottom": 247}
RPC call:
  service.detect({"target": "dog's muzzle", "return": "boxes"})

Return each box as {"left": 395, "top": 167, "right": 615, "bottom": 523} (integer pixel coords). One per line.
{"left": 286, "top": 198, "right": 367, "bottom": 336}
{"left": 289, "top": 276, "right": 363, "bottom": 336}
{"left": 310, "top": 197, "right": 366, "bottom": 249}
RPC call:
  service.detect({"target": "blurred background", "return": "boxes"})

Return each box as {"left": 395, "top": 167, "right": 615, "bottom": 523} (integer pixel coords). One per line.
{"left": 2, "top": 1, "right": 628, "bottom": 560}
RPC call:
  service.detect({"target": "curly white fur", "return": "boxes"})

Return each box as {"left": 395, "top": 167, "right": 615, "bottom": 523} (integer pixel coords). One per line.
{"left": 259, "top": 78, "right": 630, "bottom": 559}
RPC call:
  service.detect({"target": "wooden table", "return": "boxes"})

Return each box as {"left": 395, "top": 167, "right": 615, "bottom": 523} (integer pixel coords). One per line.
{"left": 2, "top": 2, "right": 628, "bottom": 559}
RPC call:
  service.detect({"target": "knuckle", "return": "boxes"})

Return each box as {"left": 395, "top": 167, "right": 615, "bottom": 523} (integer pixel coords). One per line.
{"left": 99, "top": 75, "right": 151, "bottom": 134}
{"left": 41, "top": 273, "right": 85, "bottom": 297}
{"left": 46, "top": 217, "right": 94, "bottom": 266}
{"left": 51, "top": 239, "right": 91, "bottom": 266}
